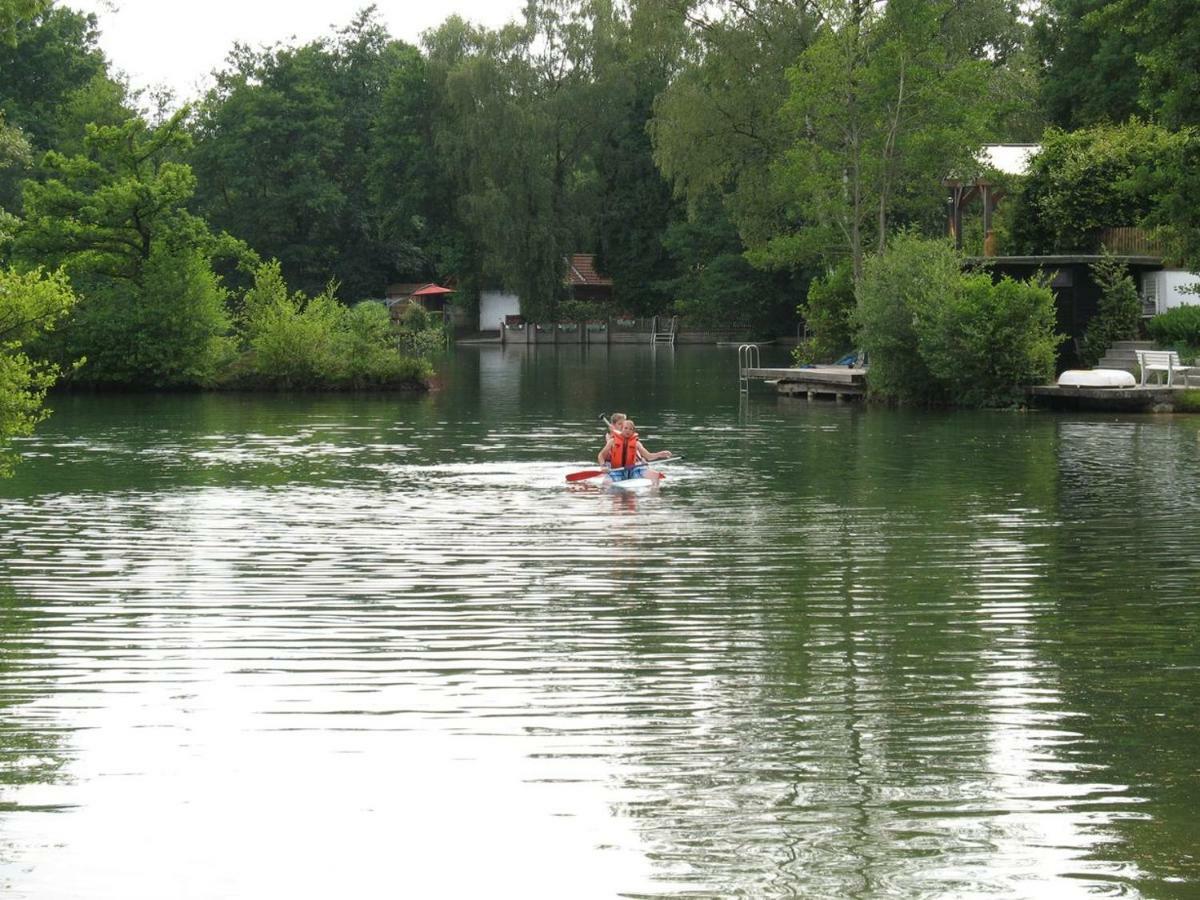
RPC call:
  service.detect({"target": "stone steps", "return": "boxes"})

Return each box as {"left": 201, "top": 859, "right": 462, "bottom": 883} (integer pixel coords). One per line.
{"left": 1097, "top": 340, "right": 1156, "bottom": 374}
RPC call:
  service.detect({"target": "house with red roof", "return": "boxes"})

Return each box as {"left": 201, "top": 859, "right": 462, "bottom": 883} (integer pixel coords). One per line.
{"left": 564, "top": 253, "right": 613, "bottom": 304}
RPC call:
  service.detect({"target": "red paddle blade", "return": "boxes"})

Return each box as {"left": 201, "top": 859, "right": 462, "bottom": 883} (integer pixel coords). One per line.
{"left": 565, "top": 469, "right": 605, "bottom": 482}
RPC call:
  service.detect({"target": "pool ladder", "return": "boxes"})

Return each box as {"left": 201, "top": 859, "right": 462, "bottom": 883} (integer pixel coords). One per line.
{"left": 651, "top": 315, "right": 677, "bottom": 346}
{"left": 738, "top": 343, "right": 760, "bottom": 393}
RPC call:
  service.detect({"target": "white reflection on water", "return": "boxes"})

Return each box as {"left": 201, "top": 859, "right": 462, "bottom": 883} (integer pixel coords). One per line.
{"left": 2, "top": 395, "right": 1197, "bottom": 897}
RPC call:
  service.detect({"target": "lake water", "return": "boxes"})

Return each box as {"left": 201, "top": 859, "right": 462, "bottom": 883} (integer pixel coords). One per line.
{"left": 1, "top": 345, "right": 1198, "bottom": 898}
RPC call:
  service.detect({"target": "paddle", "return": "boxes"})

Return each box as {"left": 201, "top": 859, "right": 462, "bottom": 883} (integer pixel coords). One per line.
{"left": 564, "top": 456, "right": 682, "bottom": 482}
{"left": 566, "top": 468, "right": 608, "bottom": 482}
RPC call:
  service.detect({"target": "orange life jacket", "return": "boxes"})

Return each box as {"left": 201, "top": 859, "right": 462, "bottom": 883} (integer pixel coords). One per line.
{"left": 609, "top": 431, "right": 640, "bottom": 469}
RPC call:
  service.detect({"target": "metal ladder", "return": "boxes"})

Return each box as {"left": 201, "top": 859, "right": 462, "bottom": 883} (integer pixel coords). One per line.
{"left": 738, "top": 343, "right": 760, "bottom": 393}
{"left": 650, "top": 315, "right": 677, "bottom": 346}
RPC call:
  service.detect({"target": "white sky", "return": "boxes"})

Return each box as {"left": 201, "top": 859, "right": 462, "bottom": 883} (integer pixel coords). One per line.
{"left": 66, "top": 0, "right": 528, "bottom": 101}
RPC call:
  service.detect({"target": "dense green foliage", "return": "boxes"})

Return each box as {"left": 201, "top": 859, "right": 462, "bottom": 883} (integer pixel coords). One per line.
{"left": 235, "top": 261, "right": 431, "bottom": 390}
{"left": 857, "top": 234, "right": 959, "bottom": 404}
{"left": 0, "top": 3, "right": 129, "bottom": 213}
{"left": 1081, "top": 251, "right": 1144, "bottom": 366}
{"left": 794, "top": 261, "right": 855, "bottom": 365}
{"left": 190, "top": 11, "right": 456, "bottom": 301}
{"left": 919, "top": 274, "right": 1061, "bottom": 406}
{"left": 858, "top": 234, "right": 1059, "bottom": 406}
{"left": 1146, "top": 128, "right": 1200, "bottom": 271}
{"left": 0, "top": 265, "right": 75, "bottom": 474}
{"left": 766, "top": 0, "right": 992, "bottom": 281}
{"left": 1009, "top": 121, "right": 1180, "bottom": 254}
{"left": 1146, "top": 305, "right": 1200, "bottom": 359}
{"left": 13, "top": 112, "right": 245, "bottom": 386}
{"left": 1035, "top": 0, "right": 1200, "bottom": 130}
{"left": 659, "top": 197, "right": 800, "bottom": 334}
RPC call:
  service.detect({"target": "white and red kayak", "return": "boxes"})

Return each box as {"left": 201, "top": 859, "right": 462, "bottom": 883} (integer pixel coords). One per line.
{"left": 565, "top": 460, "right": 675, "bottom": 489}
{"left": 602, "top": 464, "right": 663, "bottom": 491}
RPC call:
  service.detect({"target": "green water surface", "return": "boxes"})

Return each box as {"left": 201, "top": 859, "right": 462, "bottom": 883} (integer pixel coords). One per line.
{"left": 1, "top": 345, "right": 1198, "bottom": 898}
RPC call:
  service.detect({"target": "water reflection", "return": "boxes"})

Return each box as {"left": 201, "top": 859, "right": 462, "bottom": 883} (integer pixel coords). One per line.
{"left": 0, "top": 356, "right": 1196, "bottom": 896}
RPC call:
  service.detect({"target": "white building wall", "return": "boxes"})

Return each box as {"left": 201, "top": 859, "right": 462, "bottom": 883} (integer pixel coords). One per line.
{"left": 1143, "top": 270, "right": 1200, "bottom": 315}
{"left": 479, "top": 290, "right": 521, "bottom": 332}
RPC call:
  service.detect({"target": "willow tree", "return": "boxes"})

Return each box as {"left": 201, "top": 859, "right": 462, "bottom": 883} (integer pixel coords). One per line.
{"left": 426, "top": 1, "right": 628, "bottom": 320}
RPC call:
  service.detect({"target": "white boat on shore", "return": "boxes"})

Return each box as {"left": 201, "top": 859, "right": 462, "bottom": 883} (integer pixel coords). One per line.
{"left": 1056, "top": 369, "right": 1136, "bottom": 388}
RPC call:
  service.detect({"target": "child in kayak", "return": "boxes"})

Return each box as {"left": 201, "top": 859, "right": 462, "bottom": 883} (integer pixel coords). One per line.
{"left": 598, "top": 418, "right": 672, "bottom": 469}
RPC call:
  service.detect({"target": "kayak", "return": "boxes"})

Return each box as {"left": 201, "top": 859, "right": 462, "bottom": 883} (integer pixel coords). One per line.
{"left": 603, "top": 464, "right": 662, "bottom": 491}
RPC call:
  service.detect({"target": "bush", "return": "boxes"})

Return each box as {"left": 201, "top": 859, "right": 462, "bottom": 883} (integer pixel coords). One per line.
{"left": 396, "top": 301, "right": 430, "bottom": 332}
{"left": 393, "top": 301, "right": 446, "bottom": 359}
{"left": 63, "top": 243, "right": 233, "bottom": 387}
{"left": 1080, "top": 251, "right": 1143, "bottom": 366}
{"left": 557, "top": 299, "right": 607, "bottom": 323}
{"left": 918, "top": 274, "right": 1060, "bottom": 406}
{"left": 857, "top": 234, "right": 1061, "bottom": 406}
{"left": 794, "top": 260, "right": 854, "bottom": 365}
{"left": 232, "top": 262, "right": 430, "bottom": 390}
{"left": 1147, "top": 304, "right": 1200, "bottom": 349}
{"left": 1009, "top": 121, "right": 1181, "bottom": 254}
{"left": 856, "top": 233, "right": 959, "bottom": 404}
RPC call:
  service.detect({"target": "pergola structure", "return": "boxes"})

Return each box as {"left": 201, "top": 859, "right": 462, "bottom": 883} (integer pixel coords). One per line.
{"left": 944, "top": 144, "right": 1038, "bottom": 255}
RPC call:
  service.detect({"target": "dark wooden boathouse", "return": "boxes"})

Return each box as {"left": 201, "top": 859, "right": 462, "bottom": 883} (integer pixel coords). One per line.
{"left": 964, "top": 255, "right": 1164, "bottom": 370}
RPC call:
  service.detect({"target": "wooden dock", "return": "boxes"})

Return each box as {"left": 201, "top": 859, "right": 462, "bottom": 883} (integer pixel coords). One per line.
{"left": 743, "top": 366, "right": 867, "bottom": 401}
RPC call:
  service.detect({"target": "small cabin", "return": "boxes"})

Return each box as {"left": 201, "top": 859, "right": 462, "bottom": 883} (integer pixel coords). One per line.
{"left": 565, "top": 254, "right": 613, "bottom": 304}
{"left": 385, "top": 282, "right": 455, "bottom": 323}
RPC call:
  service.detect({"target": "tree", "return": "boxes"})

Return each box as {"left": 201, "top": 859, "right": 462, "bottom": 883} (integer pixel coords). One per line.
{"left": 427, "top": 1, "right": 619, "bottom": 320}
{"left": 1149, "top": 127, "right": 1200, "bottom": 270}
{"left": 367, "top": 33, "right": 468, "bottom": 287}
{"left": 591, "top": 5, "right": 685, "bottom": 315}
{"left": 1081, "top": 250, "right": 1143, "bottom": 366}
{"left": 1130, "top": 0, "right": 1200, "bottom": 128}
{"left": 0, "top": 265, "right": 76, "bottom": 475}
{"left": 0, "top": 0, "right": 48, "bottom": 43}
{"left": 658, "top": 194, "right": 798, "bottom": 334}
{"left": 14, "top": 111, "right": 245, "bottom": 386}
{"left": 764, "top": 0, "right": 991, "bottom": 283}
{"left": 1032, "top": 0, "right": 1143, "bottom": 129}
{"left": 648, "top": 0, "right": 821, "bottom": 249}
{"left": 191, "top": 10, "right": 456, "bottom": 301}
{"left": 0, "top": 110, "right": 32, "bottom": 222}
{"left": 190, "top": 39, "right": 351, "bottom": 298}
{"left": 0, "top": 4, "right": 126, "bottom": 153}
{"left": 1033, "top": 0, "right": 1200, "bottom": 129}
{"left": 1008, "top": 120, "right": 1180, "bottom": 255}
